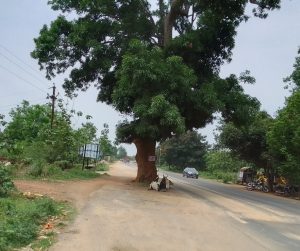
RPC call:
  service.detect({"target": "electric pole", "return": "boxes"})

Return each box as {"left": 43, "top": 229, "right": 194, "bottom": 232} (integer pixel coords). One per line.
{"left": 48, "top": 83, "right": 58, "bottom": 129}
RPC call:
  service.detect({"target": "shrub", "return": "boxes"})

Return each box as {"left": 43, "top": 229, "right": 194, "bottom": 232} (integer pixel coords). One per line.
{"left": 29, "top": 161, "right": 46, "bottom": 177}
{"left": 54, "top": 160, "right": 73, "bottom": 170}
{"left": 0, "top": 166, "right": 14, "bottom": 197}
{"left": 96, "top": 163, "right": 109, "bottom": 171}
{"left": 0, "top": 195, "right": 64, "bottom": 250}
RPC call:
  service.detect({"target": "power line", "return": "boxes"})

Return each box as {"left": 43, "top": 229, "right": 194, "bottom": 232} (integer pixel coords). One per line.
{"left": 0, "top": 63, "right": 47, "bottom": 93}
{"left": 0, "top": 98, "right": 46, "bottom": 111}
{"left": 0, "top": 91, "right": 32, "bottom": 99}
{"left": 0, "top": 44, "right": 48, "bottom": 84}
{"left": 0, "top": 50, "right": 50, "bottom": 87}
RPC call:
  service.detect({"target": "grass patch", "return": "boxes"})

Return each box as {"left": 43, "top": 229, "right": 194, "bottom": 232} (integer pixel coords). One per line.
{"left": 11, "top": 163, "right": 102, "bottom": 181}
{"left": 0, "top": 194, "right": 72, "bottom": 251}
{"left": 158, "top": 164, "right": 182, "bottom": 173}
{"left": 95, "top": 162, "right": 109, "bottom": 172}
{"left": 201, "top": 171, "right": 237, "bottom": 184}
{"left": 40, "top": 165, "right": 101, "bottom": 180}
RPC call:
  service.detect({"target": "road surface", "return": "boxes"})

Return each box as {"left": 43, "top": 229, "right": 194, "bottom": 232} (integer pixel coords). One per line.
{"left": 17, "top": 162, "right": 300, "bottom": 251}
{"left": 161, "top": 169, "right": 300, "bottom": 251}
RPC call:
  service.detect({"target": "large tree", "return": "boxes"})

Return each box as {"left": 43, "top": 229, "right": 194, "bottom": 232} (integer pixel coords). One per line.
{"left": 268, "top": 91, "right": 300, "bottom": 184}
{"left": 268, "top": 51, "right": 300, "bottom": 184}
{"left": 32, "top": 0, "right": 280, "bottom": 182}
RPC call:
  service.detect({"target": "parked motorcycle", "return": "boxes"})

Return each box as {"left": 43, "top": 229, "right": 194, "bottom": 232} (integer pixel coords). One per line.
{"left": 247, "top": 180, "right": 269, "bottom": 192}
{"left": 283, "top": 185, "right": 299, "bottom": 197}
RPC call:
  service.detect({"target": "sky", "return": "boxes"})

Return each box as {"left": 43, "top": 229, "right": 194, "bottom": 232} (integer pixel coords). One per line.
{"left": 0, "top": 0, "right": 299, "bottom": 155}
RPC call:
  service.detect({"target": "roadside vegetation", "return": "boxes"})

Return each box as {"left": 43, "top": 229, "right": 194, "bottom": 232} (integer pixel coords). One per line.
{"left": 157, "top": 52, "right": 300, "bottom": 188}
{"left": 0, "top": 100, "right": 128, "bottom": 181}
{"left": 0, "top": 101, "right": 122, "bottom": 250}
{"left": 0, "top": 165, "right": 73, "bottom": 251}
{"left": 159, "top": 131, "right": 250, "bottom": 183}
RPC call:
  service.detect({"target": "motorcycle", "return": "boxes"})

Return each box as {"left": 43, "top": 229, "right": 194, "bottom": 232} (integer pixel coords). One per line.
{"left": 283, "top": 185, "right": 299, "bottom": 197}
{"left": 247, "top": 180, "right": 269, "bottom": 193}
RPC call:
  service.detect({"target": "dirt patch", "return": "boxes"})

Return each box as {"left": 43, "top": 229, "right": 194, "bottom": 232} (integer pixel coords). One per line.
{"left": 15, "top": 177, "right": 109, "bottom": 210}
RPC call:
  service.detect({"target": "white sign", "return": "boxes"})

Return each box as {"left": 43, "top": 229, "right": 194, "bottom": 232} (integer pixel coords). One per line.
{"left": 148, "top": 156, "right": 156, "bottom": 162}
{"left": 79, "top": 144, "right": 101, "bottom": 159}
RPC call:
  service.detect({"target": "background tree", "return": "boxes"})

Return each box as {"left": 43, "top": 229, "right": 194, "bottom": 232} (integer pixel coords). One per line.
{"left": 0, "top": 114, "right": 6, "bottom": 131}
{"left": 117, "top": 146, "right": 128, "bottom": 160}
{"left": 75, "top": 122, "right": 97, "bottom": 146}
{"left": 268, "top": 52, "right": 300, "bottom": 184}
{"left": 217, "top": 110, "right": 275, "bottom": 187}
{"left": 32, "top": 0, "right": 281, "bottom": 182}
{"left": 217, "top": 110, "right": 273, "bottom": 168}
{"left": 1, "top": 101, "right": 51, "bottom": 157}
{"left": 160, "top": 130, "right": 208, "bottom": 170}
{"left": 0, "top": 100, "right": 97, "bottom": 164}
{"left": 99, "top": 123, "right": 117, "bottom": 158}
{"left": 268, "top": 92, "right": 300, "bottom": 184}
{"left": 204, "top": 149, "right": 250, "bottom": 183}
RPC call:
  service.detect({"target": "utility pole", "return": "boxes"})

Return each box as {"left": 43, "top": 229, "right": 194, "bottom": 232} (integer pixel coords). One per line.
{"left": 48, "top": 83, "right": 58, "bottom": 129}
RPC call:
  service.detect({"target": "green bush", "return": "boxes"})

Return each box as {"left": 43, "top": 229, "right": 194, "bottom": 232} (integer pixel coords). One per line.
{"left": 0, "top": 195, "right": 63, "bottom": 250}
{"left": 200, "top": 170, "right": 236, "bottom": 184}
{"left": 96, "top": 163, "right": 109, "bottom": 171}
{"left": 0, "top": 166, "right": 15, "bottom": 197}
{"left": 29, "top": 161, "right": 47, "bottom": 177}
{"left": 54, "top": 160, "right": 73, "bottom": 170}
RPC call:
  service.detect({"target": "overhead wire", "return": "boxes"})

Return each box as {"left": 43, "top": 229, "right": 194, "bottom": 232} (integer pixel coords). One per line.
{"left": 0, "top": 91, "right": 33, "bottom": 99}
{"left": 0, "top": 98, "right": 46, "bottom": 112}
{"left": 0, "top": 44, "right": 49, "bottom": 86}
{"left": 0, "top": 63, "right": 47, "bottom": 94}
{"left": 0, "top": 50, "right": 50, "bottom": 88}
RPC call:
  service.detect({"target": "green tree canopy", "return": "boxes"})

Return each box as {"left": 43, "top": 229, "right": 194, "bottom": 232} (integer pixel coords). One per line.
{"left": 284, "top": 49, "right": 300, "bottom": 91}
{"left": 32, "top": 0, "right": 281, "bottom": 181}
{"left": 268, "top": 91, "right": 300, "bottom": 184}
{"left": 0, "top": 100, "right": 97, "bottom": 163}
{"left": 268, "top": 51, "right": 300, "bottom": 184}
{"left": 217, "top": 110, "right": 273, "bottom": 169}
{"left": 205, "top": 150, "right": 249, "bottom": 174}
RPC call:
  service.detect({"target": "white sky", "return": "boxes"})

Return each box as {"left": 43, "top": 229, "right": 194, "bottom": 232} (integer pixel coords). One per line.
{"left": 0, "top": 0, "right": 299, "bottom": 155}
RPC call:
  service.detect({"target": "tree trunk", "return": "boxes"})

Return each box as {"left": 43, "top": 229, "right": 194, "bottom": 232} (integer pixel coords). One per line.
{"left": 133, "top": 138, "right": 157, "bottom": 182}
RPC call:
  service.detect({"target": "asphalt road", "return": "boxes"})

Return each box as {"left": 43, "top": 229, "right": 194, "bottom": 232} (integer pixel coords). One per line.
{"left": 161, "top": 170, "right": 300, "bottom": 251}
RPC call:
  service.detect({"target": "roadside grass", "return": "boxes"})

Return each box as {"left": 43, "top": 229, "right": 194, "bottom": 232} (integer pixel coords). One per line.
{"left": 158, "top": 164, "right": 237, "bottom": 184}
{"left": 8, "top": 162, "right": 110, "bottom": 181}
{"left": 0, "top": 193, "right": 73, "bottom": 251}
{"left": 95, "top": 162, "right": 110, "bottom": 172}
{"left": 200, "top": 171, "right": 237, "bottom": 184}
{"left": 158, "top": 164, "right": 182, "bottom": 173}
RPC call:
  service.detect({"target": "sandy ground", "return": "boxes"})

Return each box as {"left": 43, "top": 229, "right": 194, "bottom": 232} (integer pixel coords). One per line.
{"left": 15, "top": 162, "right": 278, "bottom": 251}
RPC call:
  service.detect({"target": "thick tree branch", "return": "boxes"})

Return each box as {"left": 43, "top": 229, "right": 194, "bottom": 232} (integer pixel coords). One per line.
{"left": 164, "top": 0, "right": 190, "bottom": 46}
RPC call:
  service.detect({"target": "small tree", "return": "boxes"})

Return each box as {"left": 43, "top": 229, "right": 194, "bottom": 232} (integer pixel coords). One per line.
{"left": 99, "top": 123, "right": 117, "bottom": 158}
